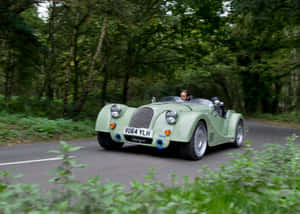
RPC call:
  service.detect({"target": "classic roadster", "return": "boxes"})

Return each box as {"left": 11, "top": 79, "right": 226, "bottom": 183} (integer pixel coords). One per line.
{"left": 95, "top": 96, "right": 244, "bottom": 160}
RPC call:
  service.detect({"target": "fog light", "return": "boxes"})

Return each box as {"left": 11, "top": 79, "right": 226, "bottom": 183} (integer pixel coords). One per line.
{"left": 164, "top": 129, "right": 171, "bottom": 136}
{"left": 115, "top": 134, "right": 121, "bottom": 141}
{"left": 110, "top": 123, "right": 116, "bottom": 129}
{"left": 156, "top": 139, "right": 164, "bottom": 150}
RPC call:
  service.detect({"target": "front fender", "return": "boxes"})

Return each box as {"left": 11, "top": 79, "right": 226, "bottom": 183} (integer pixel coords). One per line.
{"left": 95, "top": 104, "right": 135, "bottom": 132}
{"left": 167, "top": 112, "right": 210, "bottom": 143}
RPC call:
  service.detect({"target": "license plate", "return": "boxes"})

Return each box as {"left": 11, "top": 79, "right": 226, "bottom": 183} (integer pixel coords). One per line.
{"left": 124, "top": 127, "right": 153, "bottom": 138}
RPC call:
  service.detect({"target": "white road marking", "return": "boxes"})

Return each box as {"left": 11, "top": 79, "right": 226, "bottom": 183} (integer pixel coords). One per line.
{"left": 0, "top": 157, "right": 64, "bottom": 167}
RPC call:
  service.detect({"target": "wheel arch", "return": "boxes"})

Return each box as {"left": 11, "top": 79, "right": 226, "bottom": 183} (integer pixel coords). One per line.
{"left": 199, "top": 119, "right": 207, "bottom": 131}
{"left": 179, "top": 118, "right": 209, "bottom": 160}
{"left": 95, "top": 104, "right": 132, "bottom": 132}
{"left": 170, "top": 112, "right": 210, "bottom": 143}
{"left": 227, "top": 113, "right": 244, "bottom": 138}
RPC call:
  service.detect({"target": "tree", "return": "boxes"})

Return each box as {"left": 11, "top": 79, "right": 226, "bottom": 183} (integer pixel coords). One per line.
{"left": 229, "top": 0, "right": 300, "bottom": 113}
{"left": 0, "top": 0, "right": 41, "bottom": 100}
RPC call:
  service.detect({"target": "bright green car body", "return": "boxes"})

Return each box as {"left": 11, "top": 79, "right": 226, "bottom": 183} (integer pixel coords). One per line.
{"left": 95, "top": 97, "right": 244, "bottom": 153}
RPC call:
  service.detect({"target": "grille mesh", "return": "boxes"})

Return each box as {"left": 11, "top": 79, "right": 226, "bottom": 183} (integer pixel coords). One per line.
{"left": 129, "top": 107, "right": 153, "bottom": 128}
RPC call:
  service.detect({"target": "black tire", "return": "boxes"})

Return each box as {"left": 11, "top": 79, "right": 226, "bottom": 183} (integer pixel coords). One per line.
{"left": 233, "top": 120, "right": 244, "bottom": 147}
{"left": 181, "top": 121, "right": 208, "bottom": 160}
{"left": 97, "top": 132, "right": 124, "bottom": 150}
{"left": 165, "top": 141, "right": 181, "bottom": 153}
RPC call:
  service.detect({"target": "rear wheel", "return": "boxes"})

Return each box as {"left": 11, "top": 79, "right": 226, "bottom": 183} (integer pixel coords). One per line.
{"left": 233, "top": 120, "right": 244, "bottom": 147}
{"left": 181, "top": 121, "right": 208, "bottom": 160}
{"left": 97, "top": 132, "right": 124, "bottom": 150}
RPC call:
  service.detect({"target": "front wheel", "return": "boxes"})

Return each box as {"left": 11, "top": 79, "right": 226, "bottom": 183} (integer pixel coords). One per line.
{"left": 233, "top": 120, "right": 244, "bottom": 147}
{"left": 97, "top": 132, "right": 124, "bottom": 150}
{"left": 181, "top": 121, "right": 208, "bottom": 160}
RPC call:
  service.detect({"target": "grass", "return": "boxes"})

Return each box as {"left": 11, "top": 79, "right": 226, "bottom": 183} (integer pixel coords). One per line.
{"left": 252, "top": 111, "right": 300, "bottom": 123}
{"left": 247, "top": 111, "right": 300, "bottom": 128}
{"left": 0, "top": 111, "right": 95, "bottom": 145}
{"left": 0, "top": 136, "right": 299, "bottom": 213}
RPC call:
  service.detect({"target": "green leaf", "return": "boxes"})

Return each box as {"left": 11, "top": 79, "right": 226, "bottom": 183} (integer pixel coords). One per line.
{"left": 48, "top": 150, "right": 61, "bottom": 154}
{"left": 12, "top": 174, "right": 24, "bottom": 178}
{"left": 69, "top": 146, "right": 83, "bottom": 152}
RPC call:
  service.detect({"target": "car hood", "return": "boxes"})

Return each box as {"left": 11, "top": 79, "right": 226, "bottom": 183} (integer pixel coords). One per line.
{"left": 142, "top": 102, "right": 193, "bottom": 113}
{"left": 127, "top": 102, "right": 210, "bottom": 129}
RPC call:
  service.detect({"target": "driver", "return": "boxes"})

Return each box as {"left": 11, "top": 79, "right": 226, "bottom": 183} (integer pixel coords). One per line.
{"left": 180, "top": 90, "right": 190, "bottom": 101}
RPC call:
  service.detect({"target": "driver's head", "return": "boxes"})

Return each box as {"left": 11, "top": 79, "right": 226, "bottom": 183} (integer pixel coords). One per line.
{"left": 180, "top": 90, "right": 190, "bottom": 101}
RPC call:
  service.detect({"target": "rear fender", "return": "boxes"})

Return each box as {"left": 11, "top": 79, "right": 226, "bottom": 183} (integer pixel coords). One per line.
{"left": 226, "top": 111, "right": 244, "bottom": 138}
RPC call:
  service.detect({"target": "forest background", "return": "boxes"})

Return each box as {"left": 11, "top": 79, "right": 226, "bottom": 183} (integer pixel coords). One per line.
{"left": 0, "top": 0, "right": 299, "bottom": 121}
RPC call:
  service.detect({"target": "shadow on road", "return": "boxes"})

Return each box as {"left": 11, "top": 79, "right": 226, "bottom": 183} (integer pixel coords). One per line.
{"left": 96, "top": 142, "right": 240, "bottom": 161}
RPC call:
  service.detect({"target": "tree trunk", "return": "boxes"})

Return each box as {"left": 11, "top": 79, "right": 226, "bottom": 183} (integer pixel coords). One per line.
{"left": 122, "top": 69, "right": 130, "bottom": 104}
{"left": 101, "top": 67, "right": 109, "bottom": 106}
{"left": 122, "top": 41, "right": 135, "bottom": 104}
{"left": 72, "top": 32, "right": 80, "bottom": 104}
{"left": 38, "top": 55, "right": 47, "bottom": 100}
{"left": 4, "top": 49, "right": 10, "bottom": 101}
{"left": 211, "top": 72, "right": 232, "bottom": 108}
{"left": 45, "top": 0, "right": 57, "bottom": 101}
{"left": 291, "top": 50, "right": 299, "bottom": 110}
{"left": 73, "top": 62, "right": 106, "bottom": 117}
{"left": 73, "top": 64, "right": 79, "bottom": 104}
{"left": 72, "top": 16, "right": 107, "bottom": 117}
{"left": 271, "top": 82, "right": 282, "bottom": 114}
{"left": 4, "top": 70, "right": 10, "bottom": 101}
{"left": 4, "top": 49, "right": 14, "bottom": 101}
{"left": 291, "top": 49, "right": 298, "bottom": 110}
{"left": 63, "top": 12, "right": 80, "bottom": 117}
{"left": 242, "top": 71, "right": 260, "bottom": 113}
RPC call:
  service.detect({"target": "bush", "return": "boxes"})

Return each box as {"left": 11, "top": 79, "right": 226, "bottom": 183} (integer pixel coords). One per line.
{"left": 0, "top": 135, "right": 299, "bottom": 213}
{"left": 0, "top": 95, "right": 101, "bottom": 120}
{"left": 250, "top": 112, "right": 300, "bottom": 124}
{"left": 0, "top": 112, "right": 95, "bottom": 144}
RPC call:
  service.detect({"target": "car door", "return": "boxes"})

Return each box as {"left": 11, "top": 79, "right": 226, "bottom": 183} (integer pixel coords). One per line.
{"left": 210, "top": 109, "right": 227, "bottom": 137}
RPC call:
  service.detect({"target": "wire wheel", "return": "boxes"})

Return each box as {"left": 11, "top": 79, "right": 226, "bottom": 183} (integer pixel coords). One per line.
{"left": 181, "top": 121, "right": 208, "bottom": 160}
{"left": 234, "top": 120, "right": 244, "bottom": 147}
{"left": 194, "top": 123, "right": 208, "bottom": 158}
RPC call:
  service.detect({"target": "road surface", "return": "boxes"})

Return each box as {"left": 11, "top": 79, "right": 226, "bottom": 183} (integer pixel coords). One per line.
{"left": 0, "top": 120, "right": 299, "bottom": 190}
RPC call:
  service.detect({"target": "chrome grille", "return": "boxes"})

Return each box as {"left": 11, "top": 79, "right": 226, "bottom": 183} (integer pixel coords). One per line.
{"left": 129, "top": 107, "right": 153, "bottom": 128}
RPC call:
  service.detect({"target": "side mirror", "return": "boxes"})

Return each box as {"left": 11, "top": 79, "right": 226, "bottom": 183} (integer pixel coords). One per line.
{"left": 152, "top": 96, "right": 156, "bottom": 103}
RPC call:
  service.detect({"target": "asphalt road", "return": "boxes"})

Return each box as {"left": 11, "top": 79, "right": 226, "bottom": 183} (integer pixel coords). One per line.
{"left": 0, "top": 120, "right": 299, "bottom": 190}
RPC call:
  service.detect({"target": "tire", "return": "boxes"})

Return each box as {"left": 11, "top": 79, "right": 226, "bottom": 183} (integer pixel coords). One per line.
{"left": 97, "top": 132, "right": 124, "bottom": 150}
{"left": 181, "top": 121, "right": 208, "bottom": 160}
{"left": 233, "top": 120, "right": 244, "bottom": 147}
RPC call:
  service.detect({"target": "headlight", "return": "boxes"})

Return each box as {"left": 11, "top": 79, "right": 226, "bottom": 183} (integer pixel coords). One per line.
{"left": 111, "top": 104, "right": 121, "bottom": 118}
{"left": 165, "top": 110, "right": 177, "bottom": 124}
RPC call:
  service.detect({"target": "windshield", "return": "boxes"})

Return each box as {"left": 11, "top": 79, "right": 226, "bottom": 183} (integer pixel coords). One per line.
{"left": 159, "top": 96, "right": 183, "bottom": 102}
{"left": 189, "top": 98, "right": 213, "bottom": 105}
{"left": 159, "top": 96, "right": 212, "bottom": 105}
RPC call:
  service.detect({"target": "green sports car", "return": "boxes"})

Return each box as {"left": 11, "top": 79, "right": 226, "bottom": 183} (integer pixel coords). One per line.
{"left": 95, "top": 96, "right": 245, "bottom": 160}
